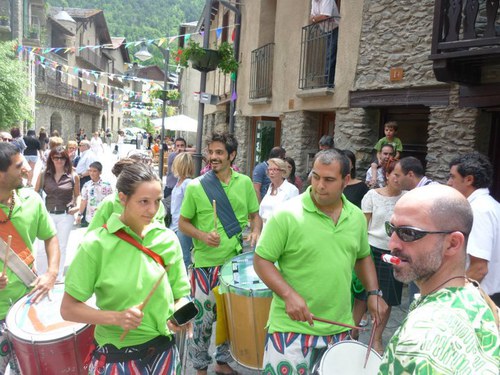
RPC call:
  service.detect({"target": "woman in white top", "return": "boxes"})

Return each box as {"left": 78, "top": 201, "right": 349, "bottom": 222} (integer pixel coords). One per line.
{"left": 259, "top": 158, "right": 299, "bottom": 223}
{"left": 361, "top": 158, "right": 405, "bottom": 354}
{"left": 90, "top": 131, "right": 104, "bottom": 155}
{"left": 169, "top": 152, "right": 194, "bottom": 269}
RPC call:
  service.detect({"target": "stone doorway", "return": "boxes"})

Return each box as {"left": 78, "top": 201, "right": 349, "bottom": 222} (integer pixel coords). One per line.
{"left": 50, "top": 112, "right": 62, "bottom": 136}
{"left": 488, "top": 112, "right": 500, "bottom": 201}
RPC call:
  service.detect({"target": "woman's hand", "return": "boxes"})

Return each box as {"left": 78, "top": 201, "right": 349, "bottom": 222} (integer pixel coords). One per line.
{"left": 167, "top": 319, "right": 193, "bottom": 339}
{"left": 118, "top": 306, "right": 144, "bottom": 331}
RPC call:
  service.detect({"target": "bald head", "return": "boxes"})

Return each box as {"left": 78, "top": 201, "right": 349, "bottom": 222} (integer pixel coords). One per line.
{"left": 398, "top": 185, "right": 473, "bottom": 239}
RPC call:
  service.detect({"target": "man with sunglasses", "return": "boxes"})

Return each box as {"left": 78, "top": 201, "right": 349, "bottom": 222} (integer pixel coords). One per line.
{"left": 254, "top": 149, "right": 387, "bottom": 372}
{"left": 379, "top": 185, "right": 499, "bottom": 373}
{"left": 447, "top": 152, "right": 500, "bottom": 307}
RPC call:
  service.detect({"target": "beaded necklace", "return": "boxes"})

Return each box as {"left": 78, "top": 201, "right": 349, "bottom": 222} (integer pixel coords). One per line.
{"left": 0, "top": 192, "right": 15, "bottom": 224}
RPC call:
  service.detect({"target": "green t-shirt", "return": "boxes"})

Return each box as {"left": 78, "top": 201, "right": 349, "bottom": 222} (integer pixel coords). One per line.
{"left": 87, "top": 191, "right": 166, "bottom": 232}
{"left": 374, "top": 136, "right": 403, "bottom": 153}
{"left": 180, "top": 170, "right": 259, "bottom": 267}
{"left": 65, "top": 214, "right": 191, "bottom": 348}
{"left": 0, "top": 188, "right": 56, "bottom": 319}
{"left": 379, "top": 285, "right": 500, "bottom": 374}
{"left": 255, "top": 188, "right": 371, "bottom": 336}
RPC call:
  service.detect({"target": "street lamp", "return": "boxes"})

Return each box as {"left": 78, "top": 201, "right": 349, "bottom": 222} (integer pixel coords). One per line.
{"left": 135, "top": 40, "right": 170, "bottom": 182}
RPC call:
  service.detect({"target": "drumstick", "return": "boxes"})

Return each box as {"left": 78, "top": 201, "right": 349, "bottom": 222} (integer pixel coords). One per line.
{"left": 2, "top": 235, "right": 12, "bottom": 277}
{"left": 312, "top": 316, "right": 367, "bottom": 331}
{"left": 364, "top": 320, "right": 378, "bottom": 368}
{"left": 120, "top": 271, "right": 166, "bottom": 341}
{"left": 212, "top": 199, "right": 217, "bottom": 231}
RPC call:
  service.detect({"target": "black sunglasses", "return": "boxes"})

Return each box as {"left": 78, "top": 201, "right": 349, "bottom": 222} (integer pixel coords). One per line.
{"left": 385, "top": 221, "right": 456, "bottom": 242}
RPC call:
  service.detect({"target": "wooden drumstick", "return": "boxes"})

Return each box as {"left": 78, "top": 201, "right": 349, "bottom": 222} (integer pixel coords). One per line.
{"left": 212, "top": 199, "right": 217, "bottom": 231}
{"left": 364, "top": 320, "right": 378, "bottom": 368}
{"left": 2, "top": 235, "right": 12, "bottom": 277}
{"left": 312, "top": 315, "right": 367, "bottom": 331}
{"left": 120, "top": 271, "right": 166, "bottom": 341}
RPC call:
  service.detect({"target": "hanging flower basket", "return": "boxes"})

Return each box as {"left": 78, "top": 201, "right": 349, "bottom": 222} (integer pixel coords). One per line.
{"left": 190, "top": 49, "right": 220, "bottom": 73}
{"left": 176, "top": 40, "right": 239, "bottom": 74}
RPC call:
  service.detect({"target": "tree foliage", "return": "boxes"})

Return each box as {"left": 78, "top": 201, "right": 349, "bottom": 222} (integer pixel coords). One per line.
{"left": 0, "top": 42, "right": 32, "bottom": 130}
{"left": 47, "top": 0, "right": 204, "bottom": 66}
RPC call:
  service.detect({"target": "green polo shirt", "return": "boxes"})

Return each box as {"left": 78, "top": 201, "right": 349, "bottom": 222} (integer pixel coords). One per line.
{"left": 65, "top": 214, "right": 190, "bottom": 348}
{"left": 255, "top": 187, "right": 370, "bottom": 336}
{"left": 87, "top": 191, "right": 166, "bottom": 232}
{"left": 180, "top": 170, "right": 259, "bottom": 267}
{"left": 0, "top": 188, "right": 56, "bottom": 319}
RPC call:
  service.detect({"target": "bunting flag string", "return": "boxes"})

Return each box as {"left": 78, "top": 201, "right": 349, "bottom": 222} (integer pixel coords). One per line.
{"left": 15, "top": 23, "right": 239, "bottom": 55}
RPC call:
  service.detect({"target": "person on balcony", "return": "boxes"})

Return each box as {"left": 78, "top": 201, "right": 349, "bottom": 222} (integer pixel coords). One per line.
{"left": 310, "top": 0, "right": 340, "bottom": 87}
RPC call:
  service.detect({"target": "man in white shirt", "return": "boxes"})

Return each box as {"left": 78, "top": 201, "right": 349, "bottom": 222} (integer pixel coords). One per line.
{"left": 447, "top": 152, "right": 500, "bottom": 305}
{"left": 310, "top": 0, "right": 340, "bottom": 87}
{"left": 75, "top": 140, "right": 97, "bottom": 189}
{"left": 365, "top": 144, "right": 394, "bottom": 188}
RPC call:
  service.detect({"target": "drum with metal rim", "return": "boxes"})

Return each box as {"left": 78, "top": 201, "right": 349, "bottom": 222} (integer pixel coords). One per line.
{"left": 316, "top": 340, "right": 382, "bottom": 374}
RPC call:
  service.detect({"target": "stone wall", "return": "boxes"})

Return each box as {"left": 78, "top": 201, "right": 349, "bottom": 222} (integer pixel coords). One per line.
{"left": 281, "top": 111, "right": 319, "bottom": 181}
{"left": 233, "top": 115, "right": 251, "bottom": 174}
{"left": 355, "top": 0, "right": 437, "bottom": 90}
{"left": 427, "top": 85, "right": 479, "bottom": 182}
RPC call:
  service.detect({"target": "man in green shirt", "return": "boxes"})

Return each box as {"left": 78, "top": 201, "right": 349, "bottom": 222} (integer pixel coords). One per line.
{"left": 179, "top": 131, "right": 262, "bottom": 375}
{"left": 254, "top": 149, "right": 387, "bottom": 373}
{"left": 0, "top": 142, "right": 60, "bottom": 374}
{"left": 379, "top": 185, "right": 499, "bottom": 374}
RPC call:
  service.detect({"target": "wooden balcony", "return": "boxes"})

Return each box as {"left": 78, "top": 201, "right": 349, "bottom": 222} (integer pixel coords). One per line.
{"left": 76, "top": 47, "right": 107, "bottom": 72}
{"left": 430, "top": 0, "right": 500, "bottom": 84}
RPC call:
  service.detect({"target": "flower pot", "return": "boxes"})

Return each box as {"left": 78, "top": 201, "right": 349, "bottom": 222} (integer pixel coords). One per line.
{"left": 190, "top": 49, "right": 220, "bottom": 73}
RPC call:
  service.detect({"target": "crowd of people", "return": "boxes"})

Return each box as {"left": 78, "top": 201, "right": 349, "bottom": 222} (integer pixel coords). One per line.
{"left": 0, "top": 125, "right": 498, "bottom": 375}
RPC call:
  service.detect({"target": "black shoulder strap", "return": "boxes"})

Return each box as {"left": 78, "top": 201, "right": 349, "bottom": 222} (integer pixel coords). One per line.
{"left": 199, "top": 170, "right": 240, "bottom": 238}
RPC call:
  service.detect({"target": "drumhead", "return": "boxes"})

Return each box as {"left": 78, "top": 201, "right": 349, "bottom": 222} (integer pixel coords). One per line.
{"left": 6, "top": 283, "right": 91, "bottom": 342}
{"left": 318, "top": 340, "right": 382, "bottom": 374}
{"left": 219, "top": 252, "right": 271, "bottom": 297}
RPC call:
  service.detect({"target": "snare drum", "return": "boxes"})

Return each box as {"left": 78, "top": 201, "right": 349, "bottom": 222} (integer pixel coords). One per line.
{"left": 219, "top": 252, "right": 272, "bottom": 370}
{"left": 6, "top": 284, "right": 95, "bottom": 374}
{"left": 316, "top": 340, "right": 382, "bottom": 374}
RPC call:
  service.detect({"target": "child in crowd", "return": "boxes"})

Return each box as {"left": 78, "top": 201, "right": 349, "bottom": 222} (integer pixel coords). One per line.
{"left": 76, "top": 161, "right": 113, "bottom": 227}
{"left": 368, "top": 121, "right": 403, "bottom": 187}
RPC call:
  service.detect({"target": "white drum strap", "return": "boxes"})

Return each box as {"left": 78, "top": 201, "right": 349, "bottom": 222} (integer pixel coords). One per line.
{"left": 0, "top": 240, "right": 37, "bottom": 287}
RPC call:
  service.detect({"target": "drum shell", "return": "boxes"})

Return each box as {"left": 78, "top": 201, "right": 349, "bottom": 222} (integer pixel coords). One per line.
{"left": 5, "top": 284, "right": 95, "bottom": 374}
{"left": 317, "top": 340, "right": 382, "bottom": 374}
{"left": 9, "top": 324, "right": 94, "bottom": 374}
{"left": 220, "top": 252, "right": 272, "bottom": 370}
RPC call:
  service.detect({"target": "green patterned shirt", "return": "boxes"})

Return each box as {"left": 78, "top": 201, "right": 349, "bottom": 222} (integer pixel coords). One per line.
{"left": 379, "top": 285, "right": 499, "bottom": 374}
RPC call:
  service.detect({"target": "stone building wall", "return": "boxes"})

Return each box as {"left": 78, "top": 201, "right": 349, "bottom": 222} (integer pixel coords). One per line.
{"left": 233, "top": 115, "right": 251, "bottom": 175}
{"left": 281, "top": 111, "right": 319, "bottom": 181}
{"left": 354, "top": 0, "right": 438, "bottom": 91}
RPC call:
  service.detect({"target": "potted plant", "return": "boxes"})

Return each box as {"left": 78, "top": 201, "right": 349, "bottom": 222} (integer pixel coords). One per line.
{"left": 176, "top": 40, "right": 238, "bottom": 74}
{"left": 28, "top": 25, "right": 38, "bottom": 39}
{"left": 0, "top": 16, "right": 9, "bottom": 26}
{"left": 149, "top": 89, "right": 181, "bottom": 106}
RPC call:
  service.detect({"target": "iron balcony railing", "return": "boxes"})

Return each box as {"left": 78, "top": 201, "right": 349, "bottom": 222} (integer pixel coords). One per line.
{"left": 430, "top": 0, "right": 500, "bottom": 60}
{"left": 250, "top": 43, "right": 274, "bottom": 99}
{"left": 36, "top": 74, "right": 106, "bottom": 109}
{"left": 299, "top": 17, "right": 339, "bottom": 89}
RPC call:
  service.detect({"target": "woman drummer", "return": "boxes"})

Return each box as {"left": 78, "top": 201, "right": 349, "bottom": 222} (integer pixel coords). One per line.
{"left": 61, "top": 163, "right": 191, "bottom": 374}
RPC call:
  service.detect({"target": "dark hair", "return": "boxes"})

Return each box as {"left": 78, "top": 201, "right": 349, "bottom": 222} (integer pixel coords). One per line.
{"left": 10, "top": 127, "right": 21, "bottom": 138}
{"left": 398, "top": 156, "right": 424, "bottom": 178}
{"left": 380, "top": 143, "right": 395, "bottom": 154}
{"left": 269, "top": 146, "right": 286, "bottom": 159}
{"left": 89, "top": 161, "right": 103, "bottom": 172}
{"left": 206, "top": 131, "right": 238, "bottom": 157}
{"left": 27, "top": 129, "right": 36, "bottom": 137}
{"left": 342, "top": 150, "right": 357, "bottom": 178}
{"left": 174, "top": 137, "right": 186, "bottom": 147}
{"left": 384, "top": 121, "right": 398, "bottom": 131}
{"left": 111, "top": 158, "right": 136, "bottom": 177}
{"left": 284, "top": 157, "right": 297, "bottom": 185}
{"left": 116, "top": 163, "right": 160, "bottom": 196}
{"left": 313, "top": 149, "right": 350, "bottom": 178}
{"left": 0, "top": 143, "right": 20, "bottom": 172}
{"left": 449, "top": 152, "right": 493, "bottom": 189}
{"left": 47, "top": 146, "right": 72, "bottom": 175}
{"left": 319, "top": 135, "right": 334, "bottom": 149}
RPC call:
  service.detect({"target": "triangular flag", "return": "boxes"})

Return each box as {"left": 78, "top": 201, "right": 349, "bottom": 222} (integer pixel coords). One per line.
{"left": 216, "top": 28, "right": 222, "bottom": 40}
{"left": 231, "top": 91, "right": 238, "bottom": 101}
{"left": 158, "top": 38, "right": 167, "bottom": 47}
{"left": 232, "top": 29, "right": 236, "bottom": 42}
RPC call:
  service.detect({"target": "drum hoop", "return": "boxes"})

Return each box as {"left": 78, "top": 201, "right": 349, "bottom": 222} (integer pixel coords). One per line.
{"left": 5, "top": 284, "right": 90, "bottom": 341}
{"left": 324, "top": 340, "right": 382, "bottom": 359}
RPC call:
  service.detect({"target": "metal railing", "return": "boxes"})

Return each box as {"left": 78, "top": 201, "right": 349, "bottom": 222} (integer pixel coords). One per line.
{"left": 299, "top": 17, "right": 339, "bottom": 89}
{"left": 36, "top": 74, "right": 106, "bottom": 109}
{"left": 250, "top": 43, "right": 274, "bottom": 99}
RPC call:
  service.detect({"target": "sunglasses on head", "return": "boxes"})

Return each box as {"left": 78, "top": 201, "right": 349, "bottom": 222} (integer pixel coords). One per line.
{"left": 385, "top": 221, "right": 456, "bottom": 242}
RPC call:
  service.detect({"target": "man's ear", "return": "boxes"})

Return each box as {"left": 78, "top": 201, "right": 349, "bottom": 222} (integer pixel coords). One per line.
{"left": 464, "top": 174, "right": 475, "bottom": 187}
{"left": 229, "top": 151, "right": 237, "bottom": 163}
{"left": 444, "top": 231, "right": 465, "bottom": 257}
